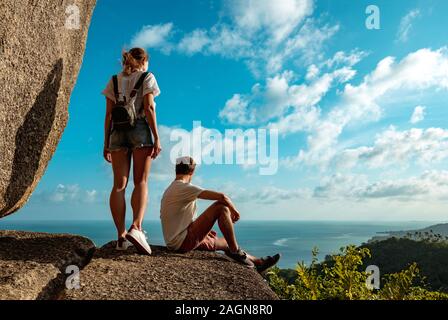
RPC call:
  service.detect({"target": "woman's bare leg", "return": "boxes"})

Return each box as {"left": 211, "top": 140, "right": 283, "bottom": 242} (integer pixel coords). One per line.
{"left": 110, "top": 149, "right": 131, "bottom": 239}
{"left": 130, "top": 147, "right": 153, "bottom": 230}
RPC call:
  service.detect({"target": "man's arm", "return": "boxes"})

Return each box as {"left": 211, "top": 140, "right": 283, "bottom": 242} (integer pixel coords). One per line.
{"left": 198, "top": 190, "right": 240, "bottom": 222}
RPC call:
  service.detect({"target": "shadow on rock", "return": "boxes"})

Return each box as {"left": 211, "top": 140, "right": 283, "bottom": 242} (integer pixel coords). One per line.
{"left": 1, "top": 59, "right": 63, "bottom": 217}
{"left": 0, "top": 230, "right": 94, "bottom": 269}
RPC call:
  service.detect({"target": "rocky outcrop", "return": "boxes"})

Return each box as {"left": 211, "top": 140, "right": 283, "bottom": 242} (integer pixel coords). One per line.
{"left": 63, "top": 242, "right": 278, "bottom": 300}
{"left": 0, "top": 231, "right": 278, "bottom": 300}
{"left": 0, "top": 0, "right": 96, "bottom": 218}
{"left": 0, "top": 230, "right": 95, "bottom": 300}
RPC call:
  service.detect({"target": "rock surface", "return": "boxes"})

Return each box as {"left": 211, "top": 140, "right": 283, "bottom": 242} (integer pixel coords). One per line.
{"left": 0, "top": 230, "right": 95, "bottom": 300}
{"left": 0, "top": 232, "right": 278, "bottom": 300}
{"left": 0, "top": 0, "right": 96, "bottom": 218}
{"left": 63, "top": 242, "right": 278, "bottom": 300}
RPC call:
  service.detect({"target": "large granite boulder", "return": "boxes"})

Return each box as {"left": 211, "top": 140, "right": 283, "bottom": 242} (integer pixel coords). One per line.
{"left": 0, "top": 230, "right": 95, "bottom": 300}
{"left": 0, "top": 0, "right": 96, "bottom": 218}
{"left": 63, "top": 242, "right": 278, "bottom": 300}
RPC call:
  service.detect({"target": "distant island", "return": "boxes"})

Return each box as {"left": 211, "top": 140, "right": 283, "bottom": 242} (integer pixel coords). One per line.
{"left": 369, "top": 223, "right": 448, "bottom": 243}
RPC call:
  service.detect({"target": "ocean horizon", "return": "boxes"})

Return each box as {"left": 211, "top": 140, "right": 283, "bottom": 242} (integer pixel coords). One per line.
{"left": 0, "top": 219, "right": 437, "bottom": 268}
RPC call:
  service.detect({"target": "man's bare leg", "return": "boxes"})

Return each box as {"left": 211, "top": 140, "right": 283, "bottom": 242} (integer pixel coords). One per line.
{"left": 214, "top": 237, "right": 262, "bottom": 265}
{"left": 191, "top": 201, "right": 262, "bottom": 263}
{"left": 186, "top": 201, "right": 241, "bottom": 251}
{"left": 192, "top": 202, "right": 239, "bottom": 252}
{"left": 216, "top": 205, "right": 239, "bottom": 252}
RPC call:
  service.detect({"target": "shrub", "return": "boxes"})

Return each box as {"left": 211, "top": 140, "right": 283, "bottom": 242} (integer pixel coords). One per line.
{"left": 267, "top": 245, "right": 448, "bottom": 300}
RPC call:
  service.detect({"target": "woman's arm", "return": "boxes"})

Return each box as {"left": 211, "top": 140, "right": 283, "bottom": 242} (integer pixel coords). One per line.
{"left": 143, "top": 93, "right": 162, "bottom": 159}
{"left": 103, "top": 98, "right": 113, "bottom": 163}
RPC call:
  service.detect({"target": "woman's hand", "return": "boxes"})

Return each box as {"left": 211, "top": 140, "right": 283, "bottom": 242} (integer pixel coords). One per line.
{"left": 103, "top": 146, "right": 112, "bottom": 163}
{"left": 151, "top": 138, "right": 162, "bottom": 159}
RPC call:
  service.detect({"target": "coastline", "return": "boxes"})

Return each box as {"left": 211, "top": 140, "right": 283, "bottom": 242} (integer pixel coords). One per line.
{"left": 0, "top": 219, "right": 437, "bottom": 268}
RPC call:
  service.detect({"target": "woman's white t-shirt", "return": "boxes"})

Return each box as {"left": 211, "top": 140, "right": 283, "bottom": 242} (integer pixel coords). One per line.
{"left": 101, "top": 70, "right": 160, "bottom": 118}
{"left": 160, "top": 180, "right": 204, "bottom": 250}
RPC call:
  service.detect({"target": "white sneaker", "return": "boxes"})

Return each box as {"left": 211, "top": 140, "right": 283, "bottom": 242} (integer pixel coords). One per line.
{"left": 126, "top": 228, "right": 152, "bottom": 255}
{"left": 116, "top": 237, "right": 133, "bottom": 251}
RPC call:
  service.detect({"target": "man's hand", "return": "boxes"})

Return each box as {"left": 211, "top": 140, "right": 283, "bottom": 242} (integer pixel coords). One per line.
{"left": 208, "top": 230, "right": 217, "bottom": 238}
{"left": 222, "top": 195, "right": 240, "bottom": 222}
{"left": 230, "top": 208, "right": 240, "bottom": 222}
{"left": 197, "top": 190, "right": 242, "bottom": 223}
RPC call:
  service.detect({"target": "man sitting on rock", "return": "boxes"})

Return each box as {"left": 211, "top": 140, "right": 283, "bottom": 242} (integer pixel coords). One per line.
{"left": 160, "top": 156, "right": 280, "bottom": 273}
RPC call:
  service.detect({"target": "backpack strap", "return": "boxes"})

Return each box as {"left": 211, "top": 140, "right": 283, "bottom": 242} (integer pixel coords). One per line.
{"left": 112, "top": 75, "right": 119, "bottom": 101}
{"left": 130, "top": 72, "right": 149, "bottom": 98}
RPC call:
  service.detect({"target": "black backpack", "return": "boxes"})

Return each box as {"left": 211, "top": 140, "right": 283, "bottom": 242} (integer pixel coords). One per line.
{"left": 111, "top": 72, "right": 148, "bottom": 131}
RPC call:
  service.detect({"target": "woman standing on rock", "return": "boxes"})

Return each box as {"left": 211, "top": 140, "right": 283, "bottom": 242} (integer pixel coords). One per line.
{"left": 101, "top": 47, "right": 162, "bottom": 255}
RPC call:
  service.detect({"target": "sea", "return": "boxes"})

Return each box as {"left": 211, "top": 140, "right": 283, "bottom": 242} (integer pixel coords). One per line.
{"left": 0, "top": 220, "right": 434, "bottom": 269}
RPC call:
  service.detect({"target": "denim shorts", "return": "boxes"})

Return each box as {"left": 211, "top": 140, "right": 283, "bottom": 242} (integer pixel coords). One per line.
{"left": 108, "top": 118, "right": 153, "bottom": 152}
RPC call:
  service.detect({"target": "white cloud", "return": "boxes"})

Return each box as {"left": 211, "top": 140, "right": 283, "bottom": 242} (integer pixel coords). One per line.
{"left": 335, "top": 126, "right": 448, "bottom": 170}
{"left": 280, "top": 19, "right": 339, "bottom": 67}
{"left": 130, "top": 23, "right": 174, "bottom": 53}
{"left": 410, "top": 105, "right": 426, "bottom": 124}
{"left": 219, "top": 94, "right": 255, "bottom": 125}
{"left": 314, "top": 171, "right": 448, "bottom": 201}
{"left": 32, "top": 184, "right": 99, "bottom": 204}
{"left": 306, "top": 64, "right": 319, "bottom": 80}
{"left": 178, "top": 29, "right": 211, "bottom": 55}
{"left": 313, "top": 173, "right": 368, "bottom": 199}
{"left": 222, "top": 184, "right": 311, "bottom": 204}
{"left": 229, "top": 0, "right": 314, "bottom": 43}
{"left": 340, "top": 48, "right": 448, "bottom": 124}
{"left": 148, "top": 125, "right": 180, "bottom": 181}
{"left": 295, "top": 47, "right": 448, "bottom": 168}
{"left": 150, "top": 123, "right": 273, "bottom": 178}
{"left": 132, "top": 1, "right": 338, "bottom": 76}
{"left": 323, "top": 50, "right": 368, "bottom": 68}
{"left": 204, "top": 24, "right": 254, "bottom": 58}
{"left": 397, "top": 9, "right": 420, "bottom": 43}
{"left": 220, "top": 64, "right": 357, "bottom": 129}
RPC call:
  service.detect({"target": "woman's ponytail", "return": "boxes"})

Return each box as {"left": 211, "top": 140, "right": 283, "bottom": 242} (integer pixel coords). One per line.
{"left": 122, "top": 48, "right": 148, "bottom": 75}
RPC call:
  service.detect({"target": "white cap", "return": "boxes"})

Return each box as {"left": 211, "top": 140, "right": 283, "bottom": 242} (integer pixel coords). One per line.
{"left": 176, "top": 156, "right": 193, "bottom": 165}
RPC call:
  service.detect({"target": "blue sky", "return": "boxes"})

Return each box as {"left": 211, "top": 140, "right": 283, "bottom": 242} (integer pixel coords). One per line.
{"left": 6, "top": 0, "right": 448, "bottom": 221}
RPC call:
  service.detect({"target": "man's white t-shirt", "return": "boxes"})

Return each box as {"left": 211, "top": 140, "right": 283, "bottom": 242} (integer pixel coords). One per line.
{"left": 160, "top": 180, "right": 204, "bottom": 250}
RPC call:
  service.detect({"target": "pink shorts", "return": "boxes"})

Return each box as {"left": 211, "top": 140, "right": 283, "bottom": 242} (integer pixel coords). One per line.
{"left": 178, "top": 225, "right": 217, "bottom": 253}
